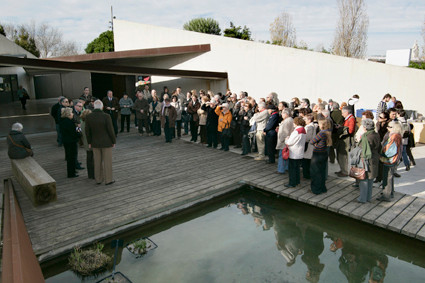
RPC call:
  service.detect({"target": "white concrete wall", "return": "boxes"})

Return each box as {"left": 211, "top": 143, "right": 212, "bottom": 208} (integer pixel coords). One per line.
{"left": 0, "top": 35, "right": 37, "bottom": 99}
{"left": 114, "top": 20, "right": 425, "bottom": 115}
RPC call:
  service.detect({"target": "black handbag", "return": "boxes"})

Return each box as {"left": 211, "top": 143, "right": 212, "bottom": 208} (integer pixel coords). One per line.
{"left": 222, "top": 121, "right": 232, "bottom": 138}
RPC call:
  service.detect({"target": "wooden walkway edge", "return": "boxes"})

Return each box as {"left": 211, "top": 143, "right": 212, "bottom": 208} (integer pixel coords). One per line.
{"left": 1, "top": 131, "right": 425, "bottom": 262}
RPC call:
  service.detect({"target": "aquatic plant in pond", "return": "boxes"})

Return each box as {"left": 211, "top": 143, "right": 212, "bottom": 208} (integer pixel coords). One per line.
{"left": 126, "top": 237, "right": 157, "bottom": 257}
{"left": 68, "top": 243, "right": 111, "bottom": 276}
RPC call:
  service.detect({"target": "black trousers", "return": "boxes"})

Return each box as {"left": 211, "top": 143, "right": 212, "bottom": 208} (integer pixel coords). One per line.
{"left": 288, "top": 158, "right": 302, "bottom": 186}
{"left": 265, "top": 134, "right": 277, "bottom": 163}
{"left": 207, "top": 125, "right": 218, "bottom": 148}
{"left": 137, "top": 118, "right": 150, "bottom": 134}
{"left": 232, "top": 124, "right": 242, "bottom": 146}
{"left": 219, "top": 132, "right": 230, "bottom": 150}
{"left": 151, "top": 118, "right": 161, "bottom": 136}
{"left": 200, "top": 125, "right": 207, "bottom": 143}
{"left": 164, "top": 118, "right": 172, "bottom": 142}
{"left": 64, "top": 142, "right": 77, "bottom": 177}
{"left": 175, "top": 120, "right": 182, "bottom": 138}
{"left": 303, "top": 158, "right": 311, "bottom": 179}
{"left": 108, "top": 112, "right": 118, "bottom": 135}
{"left": 241, "top": 128, "right": 251, "bottom": 154}
{"left": 86, "top": 150, "right": 94, "bottom": 179}
{"left": 190, "top": 121, "right": 199, "bottom": 142}
{"left": 120, "top": 114, "right": 130, "bottom": 132}
{"left": 310, "top": 151, "right": 328, "bottom": 194}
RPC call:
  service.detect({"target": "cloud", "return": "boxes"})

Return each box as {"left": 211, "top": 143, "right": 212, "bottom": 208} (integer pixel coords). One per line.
{"left": 1, "top": 0, "right": 424, "bottom": 55}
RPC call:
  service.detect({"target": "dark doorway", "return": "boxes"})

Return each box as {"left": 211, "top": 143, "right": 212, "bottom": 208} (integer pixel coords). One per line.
{"left": 91, "top": 73, "right": 129, "bottom": 100}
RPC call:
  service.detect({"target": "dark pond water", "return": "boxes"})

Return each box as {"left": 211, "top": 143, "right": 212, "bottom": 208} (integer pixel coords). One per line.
{"left": 42, "top": 187, "right": 425, "bottom": 283}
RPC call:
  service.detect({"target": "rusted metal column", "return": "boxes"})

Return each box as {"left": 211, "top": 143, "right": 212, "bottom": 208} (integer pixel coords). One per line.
{"left": 2, "top": 178, "right": 44, "bottom": 283}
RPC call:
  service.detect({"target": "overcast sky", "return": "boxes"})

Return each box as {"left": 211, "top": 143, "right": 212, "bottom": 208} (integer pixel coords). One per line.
{"left": 2, "top": 0, "right": 424, "bottom": 56}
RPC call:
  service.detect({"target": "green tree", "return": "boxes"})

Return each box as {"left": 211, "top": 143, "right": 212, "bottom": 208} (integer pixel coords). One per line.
{"left": 14, "top": 26, "right": 40, "bottom": 57}
{"left": 0, "top": 24, "right": 5, "bottom": 36}
{"left": 85, "top": 30, "right": 114, "bottom": 54}
{"left": 183, "top": 18, "right": 221, "bottom": 35}
{"left": 223, "top": 22, "right": 251, "bottom": 40}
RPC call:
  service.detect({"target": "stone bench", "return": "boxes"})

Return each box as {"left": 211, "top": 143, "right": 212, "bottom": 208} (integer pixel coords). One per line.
{"left": 11, "top": 157, "right": 57, "bottom": 206}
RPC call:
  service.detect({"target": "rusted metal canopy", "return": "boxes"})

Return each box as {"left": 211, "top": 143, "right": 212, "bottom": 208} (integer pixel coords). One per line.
{"left": 47, "top": 44, "right": 211, "bottom": 62}
{"left": 0, "top": 53, "right": 227, "bottom": 80}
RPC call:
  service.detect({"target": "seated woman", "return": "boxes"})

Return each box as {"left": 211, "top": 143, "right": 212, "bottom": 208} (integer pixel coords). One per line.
{"left": 7, "top": 122, "right": 33, "bottom": 159}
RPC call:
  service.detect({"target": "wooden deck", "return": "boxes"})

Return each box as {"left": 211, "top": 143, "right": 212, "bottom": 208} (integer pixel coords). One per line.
{"left": 1, "top": 131, "right": 425, "bottom": 262}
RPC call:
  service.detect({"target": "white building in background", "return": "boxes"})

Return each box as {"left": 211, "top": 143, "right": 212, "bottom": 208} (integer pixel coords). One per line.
{"left": 0, "top": 34, "right": 36, "bottom": 103}
{"left": 114, "top": 19, "right": 425, "bottom": 115}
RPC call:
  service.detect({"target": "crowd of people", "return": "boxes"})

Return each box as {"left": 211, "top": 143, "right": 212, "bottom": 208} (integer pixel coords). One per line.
{"left": 6, "top": 85, "right": 414, "bottom": 201}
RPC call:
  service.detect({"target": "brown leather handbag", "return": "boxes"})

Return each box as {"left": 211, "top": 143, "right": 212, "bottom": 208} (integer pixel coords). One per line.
{"left": 349, "top": 166, "right": 366, "bottom": 180}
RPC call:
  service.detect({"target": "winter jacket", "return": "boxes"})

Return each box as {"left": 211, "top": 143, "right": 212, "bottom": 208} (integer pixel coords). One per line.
{"left": 215, "top": 106, "right": 233, "bottom": 132}
{"left": 171, "top": 101, "right": 182, "bottom": 120}
{"left": 198, "top": 103, "right": 208, "bottom": 126}
{"left": 133, "top": 98, "right": 150, "bottom": 119}
{"left": 119, "top": 97, "right": 134, "bottom": 115}
{"left": 252, "top": 109, "right": 270, "bottom": 131}
{"left": 286, "top": 126, "right": 306, "bottom": 159}
{"left": 304, "top": 122, "right": 317, "bottom": 159}
{"left": 160, "top": 104, "right": 177, "bottom": 128}
{"left": 276, "top": 117, "right": 294, "bottom": 150}
{"left": 7, "top": 130, "right": 32, "bottom": 159}
{"left": 380, "top": 133, "right": 402, "bottom": 165}
{"left": 187, "top": 100, "right": 201, "bottom": 122}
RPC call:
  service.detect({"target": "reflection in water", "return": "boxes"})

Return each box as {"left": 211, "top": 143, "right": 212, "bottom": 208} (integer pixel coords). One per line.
{"left": 44, "top": 189, "right": 425, "bottom": 283}
{"left": 234, "top": 192, "right": 408, "bottom": 283}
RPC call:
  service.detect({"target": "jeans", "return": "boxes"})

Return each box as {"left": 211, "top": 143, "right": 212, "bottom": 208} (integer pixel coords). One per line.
{"left": 402, "top": 145, "right": 410, "bottom": 167}
{"left": 382, "top": 165, "right": 395, "bottom": 200}
{"left": 358, "top": 179, "right": 373, "bottom": 202}
{"left": 277, "top": 149, "right": 289, "bottom": 173}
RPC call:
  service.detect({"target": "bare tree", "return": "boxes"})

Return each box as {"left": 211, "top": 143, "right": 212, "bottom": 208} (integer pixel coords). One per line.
{"left": 34, "top": 23, "right": 63, "bottom": 58}
{"left": 59, "top": 41, "right": 79, "bottom": 56}
{"left": 332, "top": 0, "right": 369, "bottom": 58}
{"left": 269, "top": 11, "right": 296, "bottom": 47}
{"left": 0, "top": 21, "right": 79, "bottom": 57}
{"left": 422, "top": 17, "right": 425, "bottom": 60}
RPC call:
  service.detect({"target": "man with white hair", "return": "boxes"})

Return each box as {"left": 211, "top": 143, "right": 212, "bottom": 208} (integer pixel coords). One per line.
{"left": 85, "top": 100, "right": 116, "bottom": 185}
{"left": 252, "top": 102, "right": 270, "bottom": 160}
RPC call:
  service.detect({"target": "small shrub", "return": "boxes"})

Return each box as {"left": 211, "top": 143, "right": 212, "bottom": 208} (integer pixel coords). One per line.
{"left": 68, "top": 243, "right": 112, "bottom": 276}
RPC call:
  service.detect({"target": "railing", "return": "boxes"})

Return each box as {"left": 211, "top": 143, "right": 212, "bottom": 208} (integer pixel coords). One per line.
{"left": 2, "top": 178, "right": 44, "bottom": 283}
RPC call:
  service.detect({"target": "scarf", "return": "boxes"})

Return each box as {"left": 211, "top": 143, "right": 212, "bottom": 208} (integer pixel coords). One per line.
{"left": 296, "top": 127, "right": 306, "bottom": 134}
{"left": 162, "top": 102, "right": 171, "bottom": 115}
{"left": 360, "top": 129, "right": 373, "bottom": 160}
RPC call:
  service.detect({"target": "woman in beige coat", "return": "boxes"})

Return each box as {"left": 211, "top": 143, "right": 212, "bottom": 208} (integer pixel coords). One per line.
{"left": 198, "top": 96, "right": 209, "bottom": 144}
{"left": 276, "top": 109, "right": 294, "bottom": 173}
